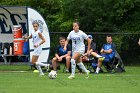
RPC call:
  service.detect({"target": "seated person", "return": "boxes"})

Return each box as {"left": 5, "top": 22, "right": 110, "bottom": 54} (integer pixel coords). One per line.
{"left": 52, "top": 37, "right": 71, "bottom": 73}
{"left": 95, "top": 35, "right": 116, "bottom": 74}
{"left": 82, "top": 35, "right": 104, "bottom": 62}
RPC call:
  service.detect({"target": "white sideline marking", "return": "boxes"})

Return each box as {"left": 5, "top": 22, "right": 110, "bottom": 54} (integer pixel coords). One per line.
{"left": 0, "top": 71, "right": 27, "bottom": 73}
{"left": 57, "top": 73, "right": 140, "bottom": 77}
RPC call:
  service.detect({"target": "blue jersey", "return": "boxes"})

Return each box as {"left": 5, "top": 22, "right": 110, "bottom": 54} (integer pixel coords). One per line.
{"left": 56, "top": 44, "right": 71, "bottom": 56}
{"left": 102, "top": 43, "right": 115, "bottom": 59}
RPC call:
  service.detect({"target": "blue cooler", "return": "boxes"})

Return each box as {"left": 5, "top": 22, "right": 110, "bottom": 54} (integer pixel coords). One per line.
{"left": 23, "top": 41, "right": 29, "bottom": 55}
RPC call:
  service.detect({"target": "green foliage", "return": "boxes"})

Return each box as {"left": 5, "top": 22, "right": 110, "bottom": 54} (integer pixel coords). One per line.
{"left": 0, "top": 0, "right": 140, "bottom": 33}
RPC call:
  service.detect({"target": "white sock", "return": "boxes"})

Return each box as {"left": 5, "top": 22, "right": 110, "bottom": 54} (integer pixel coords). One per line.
{"left": 96, "top": 55, "right": 102, "bottom": 58}
{"left": 77, "top": 62, "right": 88, "bottom": 73}
{"left": 71, "top": 59, "right": 76, "bottom": 76}
{"left": 36, "top": 65, "right": 44, "bottom": 74}
{"left": 96, "top": 67, "right": 100, "bottom": 73}
{"left": 36, "top": 62, "right": 48, "bottom": 67}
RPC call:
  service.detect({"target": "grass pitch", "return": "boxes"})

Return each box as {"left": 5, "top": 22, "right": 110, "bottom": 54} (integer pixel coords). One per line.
{"left": 0, "top": 65, "right": 139, "bottom": 93}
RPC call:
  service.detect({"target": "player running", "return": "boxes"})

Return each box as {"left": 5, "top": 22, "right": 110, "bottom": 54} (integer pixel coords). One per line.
{"left": 64, "top": 21, "right": 91, "bottom": 79}
{"left": 23, "top": 21, "right": 49, "bottom": 76}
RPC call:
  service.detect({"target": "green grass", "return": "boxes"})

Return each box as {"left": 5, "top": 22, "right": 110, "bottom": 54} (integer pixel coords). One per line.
{"left": 0, "top": 66, "right": 140, "bottom": 93}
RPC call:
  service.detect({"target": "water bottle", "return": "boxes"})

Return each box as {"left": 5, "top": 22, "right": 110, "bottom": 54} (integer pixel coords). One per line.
{"left": 9, "top": 46, "right": 12, "bottom": 55}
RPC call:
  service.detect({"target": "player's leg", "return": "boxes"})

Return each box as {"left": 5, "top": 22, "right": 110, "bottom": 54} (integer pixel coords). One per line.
{"left": 32, "top": 55, "right": 44, "bottom": 75}
{"left": 35, "top": 48, "right": 49, "bottom": 70}
{"left": 35, "top": 62, "right": 50, "bottom": 70}
{"left": 77, "top": 57, "right": 90, "bottom": 78}
{"left": 68, "top": 52, "right": 81, "bottom": 79}
{"left": 65, "top": 56, "right": 71, "bottom": 72}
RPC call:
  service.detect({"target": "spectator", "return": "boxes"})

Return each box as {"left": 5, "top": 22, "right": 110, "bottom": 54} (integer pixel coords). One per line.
{"left": 82, "top": 35, "right": 104, "bottom": 62}
{"left": 95, "top": 35, "right": 116, "bottom": 74}
{"left": 52, "top": 37, "right": 71, "bottom": 73}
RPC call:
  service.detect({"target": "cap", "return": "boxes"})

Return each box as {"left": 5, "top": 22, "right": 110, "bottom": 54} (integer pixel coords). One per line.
{"left": 87, "top": 35, "right": 92, "bottom": 39}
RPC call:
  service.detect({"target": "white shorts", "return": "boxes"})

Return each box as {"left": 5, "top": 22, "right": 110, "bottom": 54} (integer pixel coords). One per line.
{"left": 33, "top": 46, "right": 42, "bottom": 56}
{"left": 72, "top": 50, "right": 85, "bottom": 56}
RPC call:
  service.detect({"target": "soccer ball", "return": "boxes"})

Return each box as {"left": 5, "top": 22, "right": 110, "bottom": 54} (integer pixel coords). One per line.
{"left": 48, "top": 71, "right": 57, "bottom": 79}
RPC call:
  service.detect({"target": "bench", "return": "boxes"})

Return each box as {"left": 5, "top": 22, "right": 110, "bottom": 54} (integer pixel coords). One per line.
{"left": 2, "top": 54, "right": 29, "bottom": 64}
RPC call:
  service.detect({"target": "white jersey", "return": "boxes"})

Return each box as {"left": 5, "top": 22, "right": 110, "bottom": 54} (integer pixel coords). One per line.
{"left": 67, "top": 30, "right": 88, "bottom": 53}
{"left": 31, "top": 30, "right": 42, "bottom": 55}
{"left": 31, "top": 30, "right": 42, "bottom": 46}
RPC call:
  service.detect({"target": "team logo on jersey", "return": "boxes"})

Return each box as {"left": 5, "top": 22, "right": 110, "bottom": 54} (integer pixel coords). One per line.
{"left": 72, "top": 37, "right": 80, "bottom": 41}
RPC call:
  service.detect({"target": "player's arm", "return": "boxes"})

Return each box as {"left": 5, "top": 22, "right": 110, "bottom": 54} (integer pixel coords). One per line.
{"left": 62, "top": 44, "right": 71, "bottom": 58}
{"left": 64, "top": 39, "right": 69, "bottom": 51}
{"left": 55, "top": 53, "right": 60, "bottom": 59}
{"left": 103, "top": 49, "right": 112, "bottom": 54}
{"left": 38, "top": 32, "right": 46, "bottom": 46}
{"left": 23, "top": 34, "right": 32, "bottom": 39}
{"left": 86, "top": 38, "right": 92, "bottom": 54}
{"left": 61, "top": 51, "right": 71, "bottom": 58}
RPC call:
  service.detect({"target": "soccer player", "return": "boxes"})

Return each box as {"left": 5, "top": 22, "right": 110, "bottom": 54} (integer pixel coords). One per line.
{"left": 64, "top": 21, "right": 91, "bottom": 79}
{"left": 51, "top": 37, "right": 71, "bottom": 73}
{"left": 23, "top": 21, "right": 49, "bottom": 76}
{"left": 95, "top": 35, "right": 115, "bottom": 74}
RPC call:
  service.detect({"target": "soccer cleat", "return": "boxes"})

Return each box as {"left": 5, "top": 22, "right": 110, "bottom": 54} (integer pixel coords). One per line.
{"left": 68, "top": 75, "right": 75, "bottom": 79}
{"left": 99, "top": 57, "right": 105, "bottom": 61}
{"left": 39, "top": 73, "right": 44, "bottom": 77}
{"left": 86, "top": 70, "right": 90, "bottom": 78}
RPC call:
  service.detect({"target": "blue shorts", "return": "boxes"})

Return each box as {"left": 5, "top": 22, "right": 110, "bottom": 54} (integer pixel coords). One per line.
{"left": 100, "top": 54, "right": 111, "bottom": 62}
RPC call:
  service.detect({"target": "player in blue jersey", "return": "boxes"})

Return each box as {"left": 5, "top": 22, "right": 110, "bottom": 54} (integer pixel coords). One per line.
{"left": 95, "top": 35, "right": 116, "bottom": 74}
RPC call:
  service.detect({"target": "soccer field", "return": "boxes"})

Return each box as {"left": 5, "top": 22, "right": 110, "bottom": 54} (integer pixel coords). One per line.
{"left": 0, "top": 65, "right": 140, "bottom": 93}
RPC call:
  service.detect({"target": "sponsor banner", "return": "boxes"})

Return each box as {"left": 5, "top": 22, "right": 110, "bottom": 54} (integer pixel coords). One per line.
{"left": 28, "top": 8, "right": 50, "bottom": 63}
{"left": 0, "top": 6, "right": 27, "bottom": 34}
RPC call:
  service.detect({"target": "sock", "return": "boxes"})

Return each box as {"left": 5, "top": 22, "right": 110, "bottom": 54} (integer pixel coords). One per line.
{"left": 36, "top": 62, "right": 48, "bottom": 67}
{"left": 36, "top": 65, "right": 44, "bottom": 74}
{"left": 96, "top": 67, "right": 100, "bottom": 73}
{"left": 77, "top": 62, "right": 88, "bottom": 73}
{"left": 71, "top": 59, "right": 76, "bottom": 76}
{"left": 96, "top": 55, "right": 102, "bottom": 58}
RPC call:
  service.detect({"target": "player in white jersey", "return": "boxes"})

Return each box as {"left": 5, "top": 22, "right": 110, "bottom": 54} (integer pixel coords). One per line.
{"left": 64, "top": 21, "right": 91, "bottom": 79}
{"left": 23, "top": 21, "right": 49, "bottom": 76}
